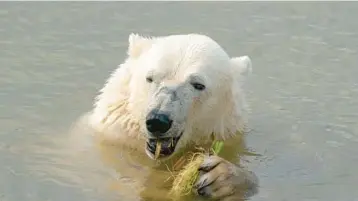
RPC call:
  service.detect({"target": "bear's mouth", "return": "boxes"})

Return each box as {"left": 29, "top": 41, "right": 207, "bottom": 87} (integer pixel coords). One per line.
{"left": 145, "top": 132, "right": 183, "bottom": 160}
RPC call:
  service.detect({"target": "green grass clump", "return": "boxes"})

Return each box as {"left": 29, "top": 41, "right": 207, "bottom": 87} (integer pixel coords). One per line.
{"left": 168, "top": 140, "right": 224, "bottom": 200}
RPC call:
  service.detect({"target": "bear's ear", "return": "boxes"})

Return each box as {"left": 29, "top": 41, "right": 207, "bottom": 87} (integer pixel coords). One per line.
{"left": 230, "top": 55, "right": 252, "bottom": 89}
{"left": 230, "top": 55, "right": 252, "bottom": 78}
{"left": 127, "top": 33, "right": 154, "bottom": 58}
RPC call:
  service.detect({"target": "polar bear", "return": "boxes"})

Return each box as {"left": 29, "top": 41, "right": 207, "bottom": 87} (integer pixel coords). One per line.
{"left": 88, "top": 33, "right": 258, "bottom": 201}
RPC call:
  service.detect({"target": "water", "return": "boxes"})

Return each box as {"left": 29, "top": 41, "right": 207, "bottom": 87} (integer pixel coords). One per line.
{"left": 1, "top": 2, "right": 358, "bottom": 201}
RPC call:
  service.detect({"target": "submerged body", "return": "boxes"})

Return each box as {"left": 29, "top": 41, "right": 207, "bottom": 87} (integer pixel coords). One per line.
{"left": 87, "top": 33, "right": 258, "bottom": 201}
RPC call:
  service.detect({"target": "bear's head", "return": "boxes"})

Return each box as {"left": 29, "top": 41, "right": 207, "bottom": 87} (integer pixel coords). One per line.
{"left": 90, "top": 33, "right": 252, "bottom": 160}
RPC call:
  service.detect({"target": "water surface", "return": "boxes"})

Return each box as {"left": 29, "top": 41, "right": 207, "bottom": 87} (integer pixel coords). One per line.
{"left": 1, "top": 2, "right": 358, "bottom": 201}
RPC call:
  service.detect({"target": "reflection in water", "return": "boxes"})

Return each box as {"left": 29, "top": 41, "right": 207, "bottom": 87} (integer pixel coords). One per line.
{"left": 21, "top": 118, "right": 116, "bottom": 199}
{"left": 22, "top": 114, "right": 258, "bottom": 201}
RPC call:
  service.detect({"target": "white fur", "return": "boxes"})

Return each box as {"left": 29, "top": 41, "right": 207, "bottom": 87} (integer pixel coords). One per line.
{"left": 89, "top": 33, "right": 252, "bottom": 150}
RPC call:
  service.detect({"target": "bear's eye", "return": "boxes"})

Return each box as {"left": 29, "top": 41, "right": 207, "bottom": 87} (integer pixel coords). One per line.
{"left": 146, "top": 76, "right": 153, "bottom": 83}
{"left": 191, "top": 82, "right": 206, "bottom": 91}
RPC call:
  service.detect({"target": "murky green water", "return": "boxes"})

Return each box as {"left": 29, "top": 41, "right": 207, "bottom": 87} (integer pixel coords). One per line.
{"left": 1, "top": 2, "right": 358, "bottom": 201}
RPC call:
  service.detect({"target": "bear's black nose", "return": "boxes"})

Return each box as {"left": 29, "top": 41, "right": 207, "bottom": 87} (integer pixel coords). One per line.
{"left": 146, "top": 112, "right": 172, "bottom": 136}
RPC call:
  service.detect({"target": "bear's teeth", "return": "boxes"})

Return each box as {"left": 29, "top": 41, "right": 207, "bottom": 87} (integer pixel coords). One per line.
{"left": 170, "top": 138, "right": 174, "bottom": 148}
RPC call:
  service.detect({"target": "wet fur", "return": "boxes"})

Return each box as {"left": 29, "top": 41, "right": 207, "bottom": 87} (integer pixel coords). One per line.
{"left": 87, "top": 33, "right": 258, "bottom": 200}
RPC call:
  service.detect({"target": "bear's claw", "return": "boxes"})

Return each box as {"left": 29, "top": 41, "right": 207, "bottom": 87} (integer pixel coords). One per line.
{"left": 194, "top": 155, "right": 258, "bottom": 201}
